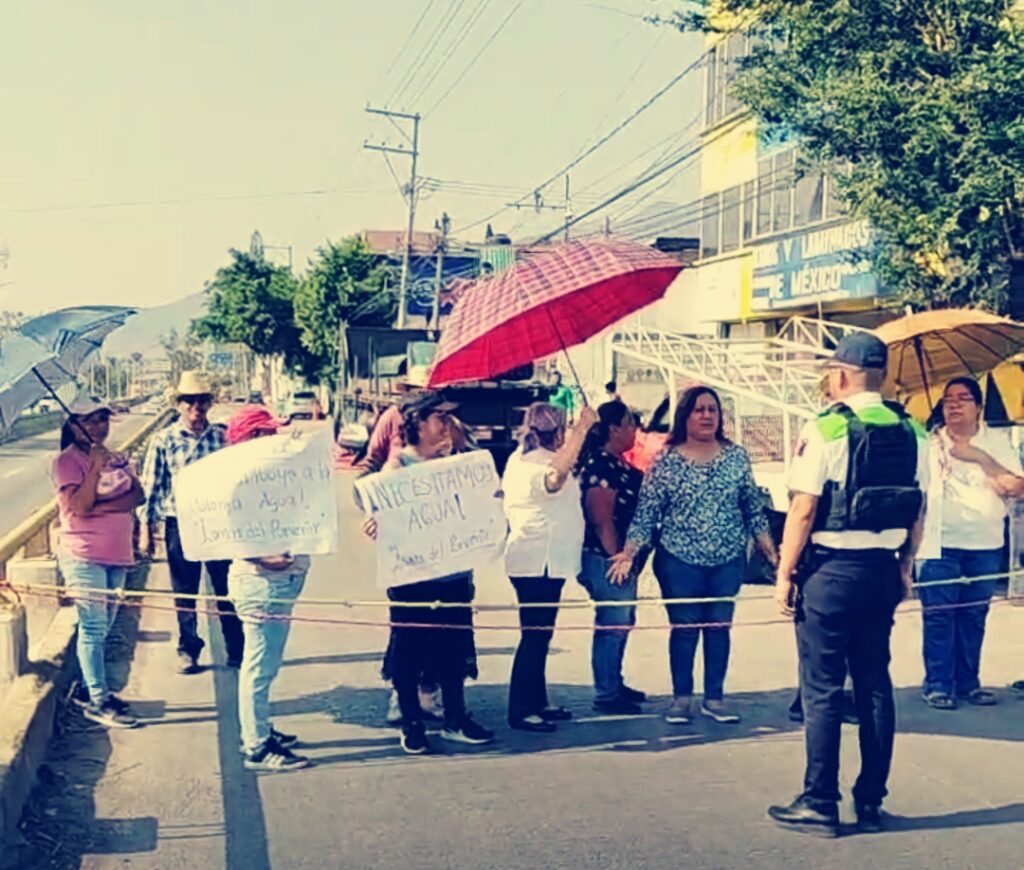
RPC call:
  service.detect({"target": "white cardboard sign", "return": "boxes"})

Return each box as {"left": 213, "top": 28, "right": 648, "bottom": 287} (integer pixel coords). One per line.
{"left": 354, "top": 451, "right": 505, "bottom": 588}
{"left": 174, "top": 428, "right": 338, "bottom": 561}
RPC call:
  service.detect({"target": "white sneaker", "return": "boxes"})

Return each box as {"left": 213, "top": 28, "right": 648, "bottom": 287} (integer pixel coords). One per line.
{"left": 664, "top": 696, "right": 692, "bottom": 725}
{"left": 385, "top": 690, "right": 403, "bottom": 726}
{"left": 419, "top": 687, "right": 444, "bottom": 721}
{"left": 700, "top": 701, "right": 741, "bottom": 724}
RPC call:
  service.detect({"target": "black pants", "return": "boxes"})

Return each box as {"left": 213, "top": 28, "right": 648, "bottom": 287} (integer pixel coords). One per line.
{"left": 508, "top": 576, "right": 565, "bottom": 723}
{"left": 388, "top": 574, "right": 474, "bottom": 731}
{"left": 796, "top": 548, "right": 902, "bottom": 807}
{"left": 165, "top": 517, "right": 244, "bottom": 661}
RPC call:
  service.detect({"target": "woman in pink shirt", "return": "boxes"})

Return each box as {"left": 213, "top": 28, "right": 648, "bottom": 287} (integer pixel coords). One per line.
{"left": 52, "top": 398, "right": 144, "bottom": 729}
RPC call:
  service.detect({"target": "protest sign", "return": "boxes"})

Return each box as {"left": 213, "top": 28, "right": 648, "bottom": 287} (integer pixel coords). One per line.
{"left": 174, "top": 428, "right": 338, "bottom": 561}
{"left": 354, "top": 451, "right": 505, "bottom": 588}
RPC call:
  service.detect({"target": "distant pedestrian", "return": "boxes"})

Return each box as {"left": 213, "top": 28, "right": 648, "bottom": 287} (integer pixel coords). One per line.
{"left": 226, "top": 406, "right": 312, "bottom": 772}
{"left": 52, "top": 397, "right": 144, "bottom": 729}
{"left": 917, "top": 377, "right": 1024, "bottom": 710}
{"left": 610, "top": 386, "right": 777, "bottom": 726}
{"left": 604, "top": 381, "right": 621, "bottom": 403}
{"left": 139, "top": 371, "right": 244, "bottom": 674}
{"left": 362, "top": 391, "right": 494, "bottom": 754}
{"left": 577, "top": 400, "right": 647, "bottom": 714}
{"left": 501, "top": 402, "right": 597, "bottom": 733}
{"left": 768, "top": 333, "right": 928, "bottom": 838}
{"left": 549, "top": 372, "right": 577, "bottom": 420}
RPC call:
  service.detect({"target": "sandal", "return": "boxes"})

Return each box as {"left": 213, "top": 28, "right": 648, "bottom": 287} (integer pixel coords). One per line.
{"left": 958, "top": 689, "right": 997, "bottom": 706}
{"left": 923, "top": 692, "right": 957, "bottom": 710}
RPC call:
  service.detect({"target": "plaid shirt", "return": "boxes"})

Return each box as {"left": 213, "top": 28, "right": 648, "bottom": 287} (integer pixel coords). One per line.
{"left": 140, "top": 420, "right": 228, "bottom": 525}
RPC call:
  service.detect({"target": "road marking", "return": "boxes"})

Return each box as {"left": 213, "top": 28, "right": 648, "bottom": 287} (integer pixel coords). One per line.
{"left": 0, "top": 467, "right": 26, "bottom": 480}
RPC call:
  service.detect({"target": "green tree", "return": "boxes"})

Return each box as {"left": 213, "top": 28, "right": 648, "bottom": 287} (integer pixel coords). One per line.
{"left": 192, "top": 249, "right": 316, "bottom": 376}
{"left": 672, "top": 0, "right": 1024, "bottom": 311}
{"left": 294, "top": 237, "right": 398, "bottom": 383}
{"left": 158, "top": 328, "right": 205, "bottom": 383}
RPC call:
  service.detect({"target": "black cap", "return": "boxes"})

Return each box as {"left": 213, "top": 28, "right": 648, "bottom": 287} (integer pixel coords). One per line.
{"left": 399, "top": 390, "right": 459, "bottom": 417}
{"left": 830, "top": 332, "right": 888, "bottom": 370}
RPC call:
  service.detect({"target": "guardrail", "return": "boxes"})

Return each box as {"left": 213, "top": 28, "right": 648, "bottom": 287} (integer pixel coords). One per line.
{"left": 0, "top": 410, "right": 173, "bottom": 599}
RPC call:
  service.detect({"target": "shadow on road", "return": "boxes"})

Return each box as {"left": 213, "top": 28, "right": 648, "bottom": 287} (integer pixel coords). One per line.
{"left": 8, "top": 564, "right": 159, "bottom": 870}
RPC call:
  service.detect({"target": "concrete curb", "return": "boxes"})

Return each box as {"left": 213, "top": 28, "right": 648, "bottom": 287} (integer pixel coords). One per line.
{"left": 0, "top": 605, "right": 77, "bottom": 845}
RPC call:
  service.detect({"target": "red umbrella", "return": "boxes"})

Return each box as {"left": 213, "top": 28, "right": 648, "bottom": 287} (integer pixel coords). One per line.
{"left": 427, "top": 238, "right": 683, "bottom": 387}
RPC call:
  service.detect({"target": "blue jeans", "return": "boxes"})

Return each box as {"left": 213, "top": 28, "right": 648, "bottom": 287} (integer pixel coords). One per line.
{"left": 578, "top": 550, "right": 637, "bottom": 702}
{"left": 59, "top": 558, "right": 127, "bottom": 706}
{"left": 917, "top": 547, "right": 1001, "bottom": 697}
{"left": 653, "top": 550, "right": 744, "bottom": 700}
{"left": 231, "top": 563, "right": 307, "bottom": 753}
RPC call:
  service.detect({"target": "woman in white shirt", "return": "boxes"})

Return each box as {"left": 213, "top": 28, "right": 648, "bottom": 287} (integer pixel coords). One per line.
{"left": 918, "top": 377, "right": 1024, "bottom": 710}
{"left": 502, "top": 402, "right": 597, "bottom": 733}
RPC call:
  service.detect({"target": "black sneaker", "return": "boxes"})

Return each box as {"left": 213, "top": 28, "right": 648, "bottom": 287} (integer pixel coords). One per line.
{"left": 767, "top": 796, "right": 839, "bottom": 839}
{"left": 178, "top": 651, "right": 201, "bottom": 675}
{"left": 621, "top": 686, "right": 647, "bottom": 703}
{"left": 107, "top": 694, "right": 131, "bottom": 715}
{"left": 400, "top": 723, "right": 430, "bottom": 755}
{"left": 271, "top": 727, "right": 298, "bottom": 749}
{"left": 441, "top": 716, "right": 494, "bottom": 745}
{"left": 593, "top": 697, "right": 644, "bottom": 716}
{"left": 81, "top": 699, "right": 139, "bottom": 730}
{"left": 244, "top": 737, "right": 310, "bottom": 772}
{"left": 855, "top": 803, "right": 883, "bottom": 833}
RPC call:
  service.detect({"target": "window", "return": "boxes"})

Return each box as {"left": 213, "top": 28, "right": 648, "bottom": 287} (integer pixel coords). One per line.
{"left": 756, "top": 158, "right": 773, "bottom": 236}
{"left": 704, "top": 47, "right": 719, "bottom": 129}
{"left": 825, "top": 174, "right": 846, "bottom": 218}
{"left": 701, "top": 194, "right": 720, "bottom": 259}
{"left": 742, "top": 180, "right": 755, "bottom": 243}
{"left": 721, "top": 186, "right": 741, "bottom": 252}
{"left": 772, "top": 149, "right": 794, "bottom": 233}
{"left": 794, "top": 167, "right": 823, "bottom": 226}
{"left": 704, "top": 34, "right": 749, "bottom": 128}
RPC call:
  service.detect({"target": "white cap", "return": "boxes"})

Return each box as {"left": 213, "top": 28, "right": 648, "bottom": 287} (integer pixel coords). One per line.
{"left": 66, "top": 395, "right": 111, "bottom": 417}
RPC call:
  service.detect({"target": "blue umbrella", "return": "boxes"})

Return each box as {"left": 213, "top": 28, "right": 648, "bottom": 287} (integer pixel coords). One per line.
{"left": 0, "top": 306, "right": 136, "bottom": 433}
{"left": 18, "top": 305, "right": 137, "bottom": 374}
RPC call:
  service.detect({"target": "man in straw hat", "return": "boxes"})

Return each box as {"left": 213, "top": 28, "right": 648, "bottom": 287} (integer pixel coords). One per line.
{"left": 139, "top": 371, "right": 244, "bottom": 674}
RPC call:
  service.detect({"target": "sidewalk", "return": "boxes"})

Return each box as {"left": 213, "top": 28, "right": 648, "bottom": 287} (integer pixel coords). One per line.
{"left": 9, "top": 492, "right": 1024, "bottom": 869}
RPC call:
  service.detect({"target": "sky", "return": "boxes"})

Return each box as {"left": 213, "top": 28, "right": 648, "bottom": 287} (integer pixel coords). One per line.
{"left": 0, "top": 0, "right": 701, "bottom": 314}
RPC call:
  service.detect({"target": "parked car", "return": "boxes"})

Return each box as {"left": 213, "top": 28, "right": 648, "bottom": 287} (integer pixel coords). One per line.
{"left": 247, "top": 390, "right": 264, "bottom": 405}
{"left": 284, "top": 390, "right": 319, "bottom": 420}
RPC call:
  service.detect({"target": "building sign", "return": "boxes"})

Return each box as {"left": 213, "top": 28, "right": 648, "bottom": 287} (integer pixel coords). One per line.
{"left": 751, "top": 220, "right": 883, "bottom": 311}
{"left": 406, "top": 254, "right": 480, "bottom": 317}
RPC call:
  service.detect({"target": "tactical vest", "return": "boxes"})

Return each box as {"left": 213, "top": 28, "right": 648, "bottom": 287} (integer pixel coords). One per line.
{"left": 813, "top": 401, "right": 924, "bottom": 534}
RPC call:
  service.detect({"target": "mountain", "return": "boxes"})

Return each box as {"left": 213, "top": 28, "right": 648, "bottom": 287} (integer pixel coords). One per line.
{"left": 103, "top": 291, "right": 208, "bottom": 359}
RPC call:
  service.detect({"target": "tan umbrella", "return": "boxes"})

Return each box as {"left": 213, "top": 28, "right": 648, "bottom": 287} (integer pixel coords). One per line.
{"left": 874, "top": 309, "right": 1024, "bottom": 406}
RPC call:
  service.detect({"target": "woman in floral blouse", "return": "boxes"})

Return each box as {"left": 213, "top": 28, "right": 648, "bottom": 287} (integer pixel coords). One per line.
{"left": 610, "top": 386, "right": 777, "bottom": 726}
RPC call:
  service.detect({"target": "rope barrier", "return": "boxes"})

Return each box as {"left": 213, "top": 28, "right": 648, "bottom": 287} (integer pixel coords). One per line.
{"left": 3, "top": 568, "right": 1021, "bottom": 611}
{"left": 5, "top": 577, "right": 1019, "bottom": 633}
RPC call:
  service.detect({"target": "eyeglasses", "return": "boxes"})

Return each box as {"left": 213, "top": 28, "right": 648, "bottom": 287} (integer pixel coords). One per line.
{"left": 942, "top": 394, "right": 977, "bottom": 405}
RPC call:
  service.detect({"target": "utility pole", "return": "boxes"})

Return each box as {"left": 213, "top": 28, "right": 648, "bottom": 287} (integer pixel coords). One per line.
{"left": 431, "top": 212, "right": 451, "bottom": 333}
{"left": 506, "top": 175, "right": 572, "bottom": 242}
{"left": 364, "top": 107, "right": 421, "bottom": 329}
{"left": 564, "top": 174, "right": 573, "bottom": 242}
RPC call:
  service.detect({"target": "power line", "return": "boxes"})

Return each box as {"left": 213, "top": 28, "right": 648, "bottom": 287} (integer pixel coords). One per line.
{"left": 382, "top": 0, "right": 438, "bottom": 80}
{"left": 404, "top": 0, "right": 494, "bottom": 109}
{"left": 423, "top": 0, "right": 526, "bottom": 116}
{"left": 453, "top": 49, "right": 706, "bottom": 234}
{"left": 530, "top": 116, "right": 747, "bottom": 244}
{"left": 388, "top": 0, "right": 468, "bottom": 109}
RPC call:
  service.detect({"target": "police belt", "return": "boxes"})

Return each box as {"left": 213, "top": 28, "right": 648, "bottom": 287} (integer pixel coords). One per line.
{"left": 811, "top": 545, "right": 899, "bottom": 561}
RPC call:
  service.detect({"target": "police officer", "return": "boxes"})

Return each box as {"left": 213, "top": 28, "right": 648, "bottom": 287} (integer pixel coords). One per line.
{"left": 768, "top": 333, "right": 929, "bottom": 838}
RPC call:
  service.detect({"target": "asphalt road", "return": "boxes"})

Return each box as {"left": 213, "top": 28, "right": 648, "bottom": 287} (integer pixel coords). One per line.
{"left": 0, "top": 411, "right": 157, "bottom": 540}
{"left": 9, "top": 470, "right": 1024, "bottom": 869}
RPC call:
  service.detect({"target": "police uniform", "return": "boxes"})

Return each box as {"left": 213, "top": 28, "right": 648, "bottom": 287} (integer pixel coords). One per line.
{"left": 787, "top": 390, "right": 929, "bottom": 815}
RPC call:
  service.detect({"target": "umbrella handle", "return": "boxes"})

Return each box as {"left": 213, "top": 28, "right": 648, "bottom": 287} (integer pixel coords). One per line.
{"left": 544, "top": 306, "right": 589, "bottom": 408}
{"left": 31, "top": 367, "right": 92, "bottom": 445}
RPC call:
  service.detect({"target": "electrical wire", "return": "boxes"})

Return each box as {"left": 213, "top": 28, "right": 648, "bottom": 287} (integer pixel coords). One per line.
{"left": 423, "top": 0, "right": 526, "bottom": 116}
{"left": 387, "top": 0, "right": 466, "bottom": 109}
{"left": 382, "top": 0, "right": 438, "bottom": 80}
{"left": 404, "top": 0, "right": 494, "bottom": 109}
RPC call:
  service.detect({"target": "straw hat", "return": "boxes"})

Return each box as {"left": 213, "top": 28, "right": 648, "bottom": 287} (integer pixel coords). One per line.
{"left": 174, "top": 370, "right": 213, "bottom": 399}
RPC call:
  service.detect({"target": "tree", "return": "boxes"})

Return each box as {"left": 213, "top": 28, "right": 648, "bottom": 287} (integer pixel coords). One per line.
{"left": 192, "top": 249, "right": 316, "bottom": 376}
{"left": 159, "top": 328, "right": 205, "bottom": 383}
{"left": 672, "top": 0, "right": 1024, "bottom": 311}
{"left": 293, "top": 237, "right": 398, "bottom": 384}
